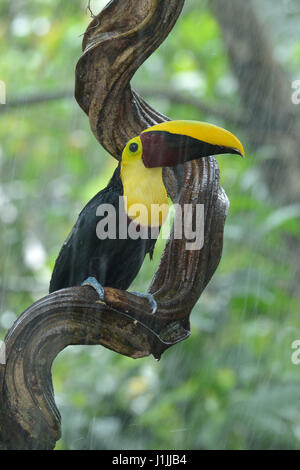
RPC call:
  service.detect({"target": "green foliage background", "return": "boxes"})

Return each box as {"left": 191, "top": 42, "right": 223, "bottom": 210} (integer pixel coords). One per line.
{"left": 1, "top": 0, "right": 300, "bottom": 450}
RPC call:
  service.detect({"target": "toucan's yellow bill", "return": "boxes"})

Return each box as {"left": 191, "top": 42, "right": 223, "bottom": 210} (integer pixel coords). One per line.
{"left": 140, "top": 120, "right": 245, "bottom": 168}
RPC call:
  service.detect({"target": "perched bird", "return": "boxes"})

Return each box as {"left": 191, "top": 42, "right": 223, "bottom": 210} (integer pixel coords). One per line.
{"left": 49, "top": 120, "right": 244, "bottom": 304}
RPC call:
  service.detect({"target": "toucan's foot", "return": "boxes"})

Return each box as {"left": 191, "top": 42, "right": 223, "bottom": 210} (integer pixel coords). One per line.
{"left": 81, "top": 277, "right": 105, "bottom": 300}
{"left": 130, "top": 291, "right": 157, "bottom": 314}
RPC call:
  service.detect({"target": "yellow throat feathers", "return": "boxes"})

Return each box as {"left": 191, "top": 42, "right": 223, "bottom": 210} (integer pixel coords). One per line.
{"left": 120, "top": 157, "right": 169, "bottom": 228}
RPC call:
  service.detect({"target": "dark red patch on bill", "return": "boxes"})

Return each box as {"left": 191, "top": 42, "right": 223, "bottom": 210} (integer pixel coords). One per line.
{"left": 140, "top": 131, "right": 241, "bottom": 168}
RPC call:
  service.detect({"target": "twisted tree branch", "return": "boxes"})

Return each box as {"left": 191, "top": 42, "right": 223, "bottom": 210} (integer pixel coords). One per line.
{"left": 0, "top": 0, "right": 229, "bottom": 450}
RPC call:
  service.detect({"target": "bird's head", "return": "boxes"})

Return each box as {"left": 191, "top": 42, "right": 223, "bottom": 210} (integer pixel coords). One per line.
{"left": 121, "top": 120, "right": 244, "bottom": 168}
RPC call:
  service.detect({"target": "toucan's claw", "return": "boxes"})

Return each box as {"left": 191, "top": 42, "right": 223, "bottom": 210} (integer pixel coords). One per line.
{"left": 81, "top": 276, "right": 105, "bottom": 300}
{"left": 130, "top": 291, "right": 157, "bottom": 314}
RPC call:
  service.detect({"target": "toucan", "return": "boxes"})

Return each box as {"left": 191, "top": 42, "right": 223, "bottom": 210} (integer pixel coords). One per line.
{"left": 49, "top": 120, "right": 244, "bottom": 306}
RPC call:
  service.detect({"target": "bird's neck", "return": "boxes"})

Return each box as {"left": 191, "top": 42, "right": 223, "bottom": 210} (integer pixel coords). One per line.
{"left": 120, "top": 159, "right": 169, "bottom": 227}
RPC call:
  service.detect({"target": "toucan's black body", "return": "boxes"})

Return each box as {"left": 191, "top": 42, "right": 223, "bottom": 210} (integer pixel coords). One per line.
{"left": 49, "top": 164, "right": 157, "bottom": 293}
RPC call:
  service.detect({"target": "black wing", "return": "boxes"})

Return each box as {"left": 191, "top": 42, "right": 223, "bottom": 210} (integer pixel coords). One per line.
{"left": 49, "top": 165, "right": 157, "bottom": 293}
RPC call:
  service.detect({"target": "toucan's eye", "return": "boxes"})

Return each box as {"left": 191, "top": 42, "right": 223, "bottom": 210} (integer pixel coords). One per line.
{"left": 129, "top": 142, "right": 139, "bottom": 153}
